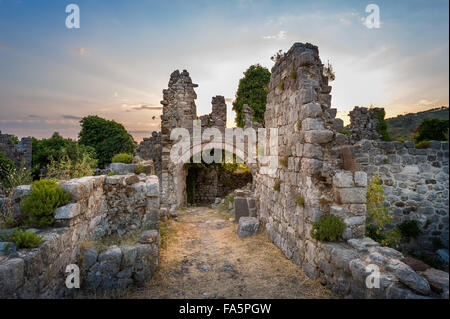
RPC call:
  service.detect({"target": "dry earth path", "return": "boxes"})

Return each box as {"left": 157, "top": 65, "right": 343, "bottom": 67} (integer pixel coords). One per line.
{"left": 126, "top": 206, "right": 336, "bottom": 299}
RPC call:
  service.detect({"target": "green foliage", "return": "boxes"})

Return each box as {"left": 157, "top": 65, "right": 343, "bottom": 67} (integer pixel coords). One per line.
{"left": 296, "top": 196, "right": 305, "bottom": 207}
{"left": 0, "top": 152, "right": 15, "bottom": 184}
{"left": 279, "top": 156, "right": 288, "bottom": 167}
{"left": 7, "top": 134, "right": 19, "bottom": 144}
{"left": 382, "top": 228, "right": 402, "bottom": 248}
{"left": 373, "top": 108, "right": 391, "bottom": 141}
{"left": 415, "top": 140, "right": 430, "bottom": 149}
{"left": 340, "top": 130, "right": 350, "bottom": 136}
{"left": 79, "top": 116, "right": 136, "bottom": 168}
{"left": 273, "top": 180, "right": 281, "bottom": 192}
{"left": 366, "top": 174, "right": 392, "bottom": 229}
{"left": 107, "top": 171, "right": 118, "bottom": 176}
{"left": 32, "top": 132, "right": 96, "bottom": 179}
{"left": 0, "top": 228, "right": 43, "bottom": 248}
{"left": 135, "top": 163, "right": 146, "bottom": 175}
{"left": 232, "top": 64, "right": 271, "bottom": 127}
{"left": 414, "top": 118, "right": 449, "bottom": 142}
{"left": 398, "top": 220, "right": 421, "bottom": 240}
{"left": 386, "top": 107, "right": 449, "bottom": 141}
{"left": 111, "top": 153, "right": 133, "bottom": 164}
{"left": 46, "top": 143, "right": 97, "bottom": 180}
{"left": 21, "top": 179, "right": 70, "bottom": 228}
{"left": 296, "top": 120, "right": 302, "bottom": 131}
{"left": 290, "top": 69, "right": 297, "bottom": 80}
{"left": 277, "top": 79, "right": 284, "bottom": 90}
{"left": 311, "top": 215, "right": 346, "bottom": 242}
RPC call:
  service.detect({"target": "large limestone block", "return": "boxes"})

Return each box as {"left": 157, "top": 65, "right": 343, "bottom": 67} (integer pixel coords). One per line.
{"left": 304, "top": 130, "right": 334, "bottom": 144}
{"left": 237, "top": 217, "right": 260, "bottom": 237}
{"left": 337, "top": 188, "right": 366, "bottom": 204}
{"left": 386, "top": 259, "right": 431, "bottom": 295}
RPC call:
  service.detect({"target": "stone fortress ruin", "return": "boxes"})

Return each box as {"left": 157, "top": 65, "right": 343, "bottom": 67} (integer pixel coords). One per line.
{"left": 1, "top": 42, "right": 448, "bottom": 299}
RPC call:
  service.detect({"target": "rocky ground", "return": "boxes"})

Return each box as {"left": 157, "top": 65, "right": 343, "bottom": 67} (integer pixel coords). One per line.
{"left": 123, "top": 206, "right": 336, "bottom": 299}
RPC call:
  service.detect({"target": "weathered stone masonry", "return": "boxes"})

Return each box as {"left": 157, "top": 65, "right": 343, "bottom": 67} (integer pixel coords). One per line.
{"left": 0, "top": 174, "right": 160, "bottom": 298}
{"left": 254, "top": 43, "right": 446, "bottom": 298}
{"left": 0, "top": 132, "right": 32, "bottom": 170}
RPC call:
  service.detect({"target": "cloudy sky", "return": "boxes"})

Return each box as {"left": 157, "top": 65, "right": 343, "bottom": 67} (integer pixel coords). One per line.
{"left": 0, "top": 0, "right": 448, "bottom": 142}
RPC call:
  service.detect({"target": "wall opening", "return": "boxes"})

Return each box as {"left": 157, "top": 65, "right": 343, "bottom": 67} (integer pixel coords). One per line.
{"left": 184, "top": 149, "right": 252, "bottom": 205}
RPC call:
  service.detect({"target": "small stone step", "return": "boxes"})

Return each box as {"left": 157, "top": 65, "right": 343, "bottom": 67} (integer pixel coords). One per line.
{"left": 237, "top": 217, "right": 260, "bottom": 237}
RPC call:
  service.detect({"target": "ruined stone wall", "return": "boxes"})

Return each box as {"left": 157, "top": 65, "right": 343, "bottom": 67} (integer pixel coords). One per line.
{"left": 200, "top": 96, "right": 227, "bottom": 134}
{"left": 187, "top": 166, "right": 252, "bottom": 204}
{"left": 160, "top": 70, "right": 198, "bottom": 209}
{"left": 254, "top": 43, "right": 442, "bottom": 298}
{"left": 350, "top": 139, "right": 449, "bottom": 250}
{"left": 348, "top": 107, "right": 381, "bottom": 143}
{"left": 137, "top": 131, "right": 162, "bottom": 180}
{"left": 0, "top": 132, "right": 32, "bottom": 170}
{"left": 0, "top": 174, "right": 160, "bottom": 298}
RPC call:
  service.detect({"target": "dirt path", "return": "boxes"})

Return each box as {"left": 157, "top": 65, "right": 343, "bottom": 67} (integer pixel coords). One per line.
{"left": 127, "top": 206, "right": 336, "bottom": 299}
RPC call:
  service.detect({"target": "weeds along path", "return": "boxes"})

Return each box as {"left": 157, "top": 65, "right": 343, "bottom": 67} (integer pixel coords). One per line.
{"left": 126, "top": 207, "right": 336, "bottom": 299}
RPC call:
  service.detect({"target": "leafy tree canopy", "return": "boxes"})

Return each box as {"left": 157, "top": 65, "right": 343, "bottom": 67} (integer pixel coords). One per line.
{"left": 78, "top": 115, "right": 136, "bottom": 167}
{"left": 414, "top": 118, "right": 449, "bottom": 142}
{"left": 232, "top": 64, "right": 271, "bottom": 128}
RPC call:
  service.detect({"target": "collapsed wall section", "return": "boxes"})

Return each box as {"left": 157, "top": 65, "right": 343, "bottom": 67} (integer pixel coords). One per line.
{"left": 0, "top": 174, "right": 160, "bottom": 298}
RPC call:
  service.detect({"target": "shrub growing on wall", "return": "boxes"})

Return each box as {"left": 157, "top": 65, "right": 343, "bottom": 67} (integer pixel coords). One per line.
{"left": 373, "top": 108, "right": 391, "bottom": 141}
{"left": 21, "top": 179, "right": 70, "bottom": 228}
{"left": 79, "top": 115, "right": 136, "bottom": 168}
{"left": 311, "top": 215, "right": 346, "bottom": 242}
{"left": 0, "top": 228, "right": 43, "bottom": 249}
{"left": 111, "top": 153, "right": 134, "bottom": 164}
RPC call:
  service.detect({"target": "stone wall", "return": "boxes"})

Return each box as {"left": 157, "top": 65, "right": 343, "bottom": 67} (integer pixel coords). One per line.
{"left": 348, "top": 107, "right": 381, "bottom": 143}
{"left": 0, "top": 174, "right": 160, "bottom": 298}
{"left": 253, "top": 42, "right": 446, "bottom": 299}
{"left": 350, "top": 139, "right": 449, "bottom": 250}
{"left": 186, "top": 165, "right": 252, "bottom": 204}
{"left": 200, "top": 96, "right": 227, "bottom": 134}
{"left": 0, "top": 132, "right": 32, "bottom": 170}
{"left": 137, "top": 131, "right": 162, "bottom": 180}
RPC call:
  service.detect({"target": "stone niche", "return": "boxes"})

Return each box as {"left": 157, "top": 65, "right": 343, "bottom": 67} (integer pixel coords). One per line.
{"left": 0, "top": 174, "right": 160, "bottom": 298}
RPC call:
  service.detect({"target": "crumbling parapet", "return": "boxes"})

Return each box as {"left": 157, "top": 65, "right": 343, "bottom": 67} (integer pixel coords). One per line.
{"left": 348, "top": 106, "right": 382, "bottom": 143}
{"left": 0, "top": 132, "right": 32, "bottom": 170}
{"left": 200, "top": 95, "right": 227, "bottom": 133}
{"left": 137, "top": 131, "right": 162, "bottom": 180}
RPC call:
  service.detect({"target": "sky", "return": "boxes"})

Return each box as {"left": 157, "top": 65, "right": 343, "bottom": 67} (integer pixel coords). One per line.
{"left": 0, "top": 0, "right": 448, "bottom": 142}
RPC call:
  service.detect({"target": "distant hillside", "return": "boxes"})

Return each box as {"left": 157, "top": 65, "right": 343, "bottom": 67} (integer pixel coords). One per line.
{"left": 386, "top": 107, "right": 449, "bottom": 140}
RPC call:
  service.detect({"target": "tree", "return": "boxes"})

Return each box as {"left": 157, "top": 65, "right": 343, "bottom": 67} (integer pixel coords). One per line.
{"left": 78, "top": 115, "right": 136, "bottom": 167}
{"left": 373, "top": 108, "right": 391, "bottom": 141}
{"left": 414, "top": 118, "right": 449, "bottom": 142}
{"left": 232, "top": 64, "right": 271, "bottom": 128}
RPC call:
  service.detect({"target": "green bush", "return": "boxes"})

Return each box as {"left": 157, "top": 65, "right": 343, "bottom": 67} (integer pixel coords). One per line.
{"left": 414, "top": 118, "right": 449, "bottom": 142}
{"left": 21, "top": 179, "right": 70, "bottom": 228}
{"left": 0, "top": 228, "right": 43, "bottom": 249}
{"left": 398, "top": 220, "right": 421, "bottom": 240}
{"left": 311, "top": 215, "right": 346, "bottom": 242}
{"left": 340, "top": 130, "right": 350, "bottom": 136}
{"left": 134, "top": 163, "right": 146, "bottom": 174}
{"left": 232, "top": 64, "right": 271, "bottom": 128}
{"left": 79, "top": 116, "right": 136, "bottom": 167}
{"left": 365, "top": 224, "right": 386, "bottom": 243}
{"left": 0, "top": 152, "right": 15, "bottom": 184}
{"left": 107, "top": 171, "right": 118, "bottom": 176}
{"left": 111, "top": 153, "right": 133, "bottom": 164}
{"left": 415, "top": 140, "right": 430, "bottom": 149}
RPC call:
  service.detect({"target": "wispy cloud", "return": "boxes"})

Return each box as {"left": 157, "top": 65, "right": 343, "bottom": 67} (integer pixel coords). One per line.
{"left": 262, "top": 30, "right": 287, "bottom": 40}
{"left": 62, "top": 115, "right": 82, "bottom": 120}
